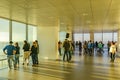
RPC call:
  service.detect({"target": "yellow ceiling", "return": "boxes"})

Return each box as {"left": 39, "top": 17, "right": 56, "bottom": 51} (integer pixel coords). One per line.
{"left": 0, "top": 0, "right": 120, "bottom": 33}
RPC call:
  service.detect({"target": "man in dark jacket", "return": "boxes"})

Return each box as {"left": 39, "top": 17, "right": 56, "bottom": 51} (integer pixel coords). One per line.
{"left": 22, "top": 40, "right": 30, "bottom": 65}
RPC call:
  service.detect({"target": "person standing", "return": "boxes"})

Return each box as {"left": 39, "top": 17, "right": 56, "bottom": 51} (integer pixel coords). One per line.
{"left": 14, "top": 42, "right": 20, "bottom": 67}
{"left": 63, "top": 39, "right": 70, "bottom": 62}
{"left": 58, "top": 41, "right": 62, "bottom": 56}
{"left": 3, "top": 41, "right": 16, "bottom": 69}
{"left": 109, "top": 42, "right": 117, "bottom": 62}
{"left": 31, "top": 42, "right": 38, "bottom": 66}
{"left": 22, "top": 40, "right": 30, "bottom": 65}
{"left": 35, "top": 40, "right": 39, "bottom": 64}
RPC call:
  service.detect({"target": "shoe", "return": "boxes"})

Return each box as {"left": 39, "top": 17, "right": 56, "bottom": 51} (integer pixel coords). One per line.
{"left": 27, "top": 63, "right": 29, "bottom": 66}
{"left": 32, "top": 64, "right": 36, "bottom": 67}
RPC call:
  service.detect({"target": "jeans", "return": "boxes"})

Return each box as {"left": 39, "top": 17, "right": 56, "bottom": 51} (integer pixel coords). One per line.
{"left": 63, "top": 50, "right": 69, "bottom": 62}
{"left": 15, "top": 54, "right": 20, "bottom": 65}
{"left": 31, "top": 54, "right": 37, "bottom": 64}
{"left": 7, "top": 55, "right": 15, "bottom": 69}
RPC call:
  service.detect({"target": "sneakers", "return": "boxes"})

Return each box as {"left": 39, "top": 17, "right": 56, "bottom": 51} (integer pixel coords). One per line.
{"left": 22, "top": 63, "right": 24, "bottom": 65}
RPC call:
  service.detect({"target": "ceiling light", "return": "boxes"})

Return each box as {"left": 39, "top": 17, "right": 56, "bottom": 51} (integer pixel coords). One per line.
{"left": 82, "top": 13, "right": 88, "bottom": 16}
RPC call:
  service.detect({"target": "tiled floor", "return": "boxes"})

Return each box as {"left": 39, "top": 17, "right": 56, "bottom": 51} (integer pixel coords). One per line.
{"left": 0, "top": 51, "right": 120, "bottom": 80}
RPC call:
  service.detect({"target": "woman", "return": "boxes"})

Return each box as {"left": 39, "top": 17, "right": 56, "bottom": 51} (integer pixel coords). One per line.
{"left": 109, "top": 42, "right": 116, "bottom": 62}
{"left": 14, "top": 42, "right": 20, "bottom": 67}
{"left": 31, "top": 42, "right": 38, "bottom": 66}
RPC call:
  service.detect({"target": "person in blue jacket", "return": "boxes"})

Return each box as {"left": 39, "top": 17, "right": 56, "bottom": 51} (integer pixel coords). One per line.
{"left": 3, "top": 41, "right": 16, "bottom": 69}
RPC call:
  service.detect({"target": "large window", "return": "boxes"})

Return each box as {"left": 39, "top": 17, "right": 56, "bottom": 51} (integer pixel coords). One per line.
{"left": 59, "top": 31, "right": 66, "bottom": 42}
{"left": 113, "top": 32, "right": 117, "bottom": 42}
{"left": 94, "top": 33, "right": 103, "bottom": 42}
{"left": 74, "top": 33, "right": 83, "bottom": 42}
{"left": 83, "top": 33, "right": 90, "bottom": 41}
{"left": 0, "top": 18, "right": 9, "bottom": 56}
{"left": 28, "top": 25, "right": 37, "bottom": 46}
{"left": 103, "top": 32, "right": 112, "bottom": 44}
{"left": 12, "top": 21, "right": 26, "bottom": 54}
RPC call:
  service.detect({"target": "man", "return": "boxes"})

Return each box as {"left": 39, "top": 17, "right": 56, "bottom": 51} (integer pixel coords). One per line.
{"left": 35, "top": 40, "right": 39, "bottom": 64}
{"left": 3, "top": 41, "right": 16, "bottom": 69}
{"left": 63, "top": 39, "right": 70, "bottom": 62}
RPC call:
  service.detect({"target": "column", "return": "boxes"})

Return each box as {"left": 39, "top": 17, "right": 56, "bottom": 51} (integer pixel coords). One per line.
{"left": 37, "top": 26, "right": 59, "bottom": 60}
{"left": 90, "top": 32, "right": 94, "bottom": 41}
{"left": 117, "top": 29, "right": 120, "bottom": 55}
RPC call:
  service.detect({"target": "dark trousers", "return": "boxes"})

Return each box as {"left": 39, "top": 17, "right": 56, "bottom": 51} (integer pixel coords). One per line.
{"left": 110, "top": 53, "right": 115, "bottom": 62}
{"left": 36, "top": 54, "right": 39, "bottom": 64}
{"left": 88, "top": 48, "right": 92, "bottom": 55}
{"left": 31, "top": 54, "right": 37, "bottom": 64}
{"left": 63, "top": 50, "right": 69, "bottom": 62}
{"left": 69, "top": 51, "right": 72, "bottom": 61}
{"left": 15, "top": 54, "right": 20, "bottom": 65}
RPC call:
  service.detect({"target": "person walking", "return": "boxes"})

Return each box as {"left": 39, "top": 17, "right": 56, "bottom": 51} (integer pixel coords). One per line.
{"left": 14, "top": 42, "right": 20, "bottom": 67}
{"left": 3, "top": 41, "right": 16, "bottom": 69}
{"left": 63, "top": 39, "right": 70, "bottom": 62}
{"left": 109, "top": 42, "right": 117, "bottom": 62}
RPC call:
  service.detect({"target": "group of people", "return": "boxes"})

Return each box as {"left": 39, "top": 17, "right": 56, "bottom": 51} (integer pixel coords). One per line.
{"left": 3, "top": 40, "right": 39, "bottom": 69}
{"left": 58, "top": 39, "right": 117, "bottom": 63}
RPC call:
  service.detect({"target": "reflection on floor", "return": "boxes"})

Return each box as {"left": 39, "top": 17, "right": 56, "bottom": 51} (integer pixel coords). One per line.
{"left": 0, "top": 51, "right": 120, "bottom": 80}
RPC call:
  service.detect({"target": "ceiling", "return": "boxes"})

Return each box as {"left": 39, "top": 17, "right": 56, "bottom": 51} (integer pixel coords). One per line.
{"left": 0, "top": 0, "right": 120, "bottom": 33}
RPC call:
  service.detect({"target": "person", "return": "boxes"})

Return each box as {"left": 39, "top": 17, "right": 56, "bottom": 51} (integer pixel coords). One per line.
{"left": 58, "top": 41, "right": 62, "bottom": 56}
{"left": 3, "top": 41, "right": 16, "bottom": 69}
{"left": 14, "top": 42, "right": 20, "bottom": 67}
{"left": 109, "top": 42, "right": 117, "bottom": 62}
{"left": 63, "top": 39, "right": 70, "bottom": 62}
{"left": 35, "top": 40, "right": 39, "bottom": 64}
{"left": 31, "top": 42, "right": 38, "bottom": 66}
{"left": 69, "top": 41, "right": 73, "bottom": 61}
{"left": 22, "top": 40, "right": 30, "bottom": 65}
{"left": 107, "top": 41, "right": 111, "bottom": 55}
{"left": 78, "top": 41, "right": 82, "bottom": 55}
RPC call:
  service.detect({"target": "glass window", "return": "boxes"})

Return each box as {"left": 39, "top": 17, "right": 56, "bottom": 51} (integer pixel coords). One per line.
{"left": 74, "top": 33, "right": 83, "bottom": 42}
{"left": 28, "top": 25, "right": 37, "bottom": 45}
{"left": 12, "top": 21, "right": 26, "bottom": 54}
{"left": 94, "top": 33, "right": 102, "bottom": 42}
{"left": 83, "top": 33, "right": 90, "bottom": 41}
{"left": 0, "top": 18, "right": 9, "bottom": 57}
{"left": 103, "top": 32, "right": 112, "bottom": 43}
{"left": 59, "top": 31, "right": 66, "bottom": 42}
{"left": 113, "top": 32, "right": 117, "bottom": 42}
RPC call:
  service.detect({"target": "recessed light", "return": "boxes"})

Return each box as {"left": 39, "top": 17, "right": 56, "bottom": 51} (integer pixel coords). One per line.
{"left": 82, "top": 13, "right": 88, "bottom": 16}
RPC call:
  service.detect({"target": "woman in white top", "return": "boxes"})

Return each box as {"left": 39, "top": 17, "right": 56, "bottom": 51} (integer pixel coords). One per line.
{"left": 109, "top": 42, "right": 117, "bottom": 62}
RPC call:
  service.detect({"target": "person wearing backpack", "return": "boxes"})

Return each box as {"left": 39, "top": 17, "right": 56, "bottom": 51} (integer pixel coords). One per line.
{"left": 63, "top": 39, "right": 70, "bottom": 62}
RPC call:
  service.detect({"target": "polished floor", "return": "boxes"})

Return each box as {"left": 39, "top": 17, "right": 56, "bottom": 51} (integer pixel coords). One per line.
{"left": 0, "top": 50, "right": 120, "bottom": 80}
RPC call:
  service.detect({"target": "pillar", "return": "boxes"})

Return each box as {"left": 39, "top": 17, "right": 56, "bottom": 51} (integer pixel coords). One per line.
{"left": 37, "top": 26, "right": 59, "bottom": 60}
{"left": 117, "top": 29, "right": 120, "bottom": 55}
{"left": 90, "top": 32, "right": 94, "bottom": 41}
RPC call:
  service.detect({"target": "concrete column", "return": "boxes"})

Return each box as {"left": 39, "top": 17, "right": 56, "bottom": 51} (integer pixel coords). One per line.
{"left": 90, "top": 32, "right": 94, "bottom": 41}
{"left": 117, "top": 29, "right": 120, "bottom": 54}
{"left": 37, "top": 26, "right": 59, "bottom": 60}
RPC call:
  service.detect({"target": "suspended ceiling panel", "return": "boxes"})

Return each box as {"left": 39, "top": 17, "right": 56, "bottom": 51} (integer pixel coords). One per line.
{"left": 0, "top": 0, "right": 119, "bottom": 32}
